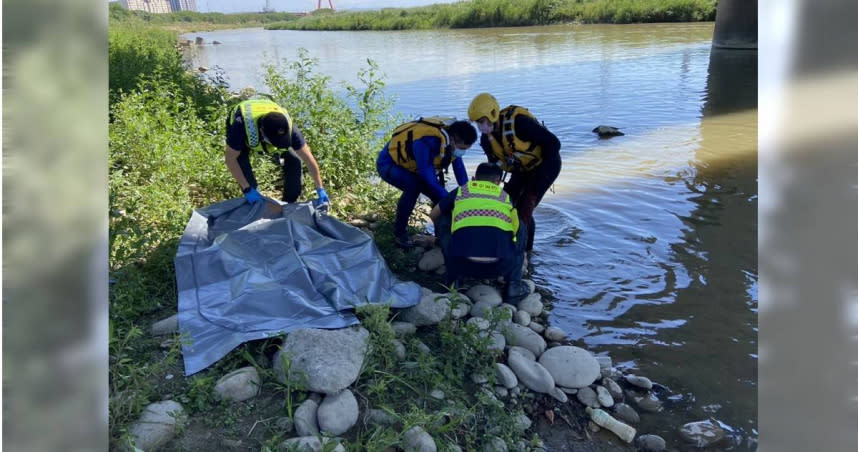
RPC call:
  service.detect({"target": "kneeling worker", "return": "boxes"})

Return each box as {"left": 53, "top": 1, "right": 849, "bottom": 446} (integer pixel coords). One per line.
{"left": 430, "top": 162, "right": 530, "bottom": 302}
{"left": 377, "top": 117, "right": 477, "bottom": 248}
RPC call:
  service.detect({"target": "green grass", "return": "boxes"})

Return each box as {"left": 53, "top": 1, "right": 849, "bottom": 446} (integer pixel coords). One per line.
{"left": 268, "top": 0, "right": 717, "bottom": 31}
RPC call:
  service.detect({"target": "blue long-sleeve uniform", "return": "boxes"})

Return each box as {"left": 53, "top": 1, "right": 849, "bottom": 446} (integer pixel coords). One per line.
{"left": 376, "top": 136, "right": 469, "bottom": 239}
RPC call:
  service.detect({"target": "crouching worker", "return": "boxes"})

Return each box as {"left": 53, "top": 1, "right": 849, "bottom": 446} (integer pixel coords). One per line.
{"left": 430, "top": 162, "right": 530, "bottom": 303}
{"left": 377, "top": 117, "right": 477, "bottom": 248}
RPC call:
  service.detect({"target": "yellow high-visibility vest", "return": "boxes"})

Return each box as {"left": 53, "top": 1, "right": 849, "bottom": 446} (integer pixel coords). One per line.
{"left": 451, "top": 180, "right": 519, "bottom": 240}
{"left": 228, "top": 98, "right": 292, "bottom": 152}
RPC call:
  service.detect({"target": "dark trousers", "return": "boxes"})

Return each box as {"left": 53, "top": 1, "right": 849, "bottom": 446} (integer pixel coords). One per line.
{"left": 437, "top": 214, "right": 527, "bottom": 286}
{"left": 377, "top": 159, "right": 443, "bottom": 238}
{"left": 503, "top": 155, "right": 561, "bottom": 252}
{"left": 237, "top": 151, "right": 303, "bottom": 202}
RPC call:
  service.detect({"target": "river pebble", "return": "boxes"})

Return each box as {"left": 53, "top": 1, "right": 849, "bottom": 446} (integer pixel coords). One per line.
{"left": 391, "top": 321, "right": 417, "bottom": 336}
{"left": 612, "top": 403, "right": 640, "bottom": 425}
{"left": 213, "top": 366, "right": 260, "bottom": 402}
{"left": 537, "top": 345, "right": 600, "bottom": 388}
{"left": 318, "top": 389, "right": 358, "bottom": 435}
{"left": 543, "top": 326, "right": 566, "bottom": 342}
{"left": 679, "top": 419, "right": 726, "bottom": 447}
{"left": 602, "top": 377, "right": 623, "bottom": 400}
{"left": 507, "top": 351, "right": 555, "bottom": 393}
{"left": 576, "top": 386, "right": 599, "bottom": 408}
{"left": 528, "top": 321, "right": 545, "bottom": 334}
{"left": 516, "top": 293, "right": 543, "bottom": 316}
{"left": 293, "top": 399, "right": 319, "bottom": 436}
{"left": 495, "top": 363, "right": 519, "bottom": 389}
{"left": 637, "top": 434, "right": 667, "bottom": 451}
{"left": 465, "top": 284, "right": 503, "bottom": 306}
{"left": 503, "top": 323, "right": 547, "bottom": 357}
{"left": 403, "top": 426, "right": 437, "bottom": 452}
{"left": 625, "top": 374, "right": 653, "bottom": 390}
{"left": 595, "top": 385, "right": 614, "bottom": 407}
{"left": 513, "top": 310, "right": 531, "bottom": 326}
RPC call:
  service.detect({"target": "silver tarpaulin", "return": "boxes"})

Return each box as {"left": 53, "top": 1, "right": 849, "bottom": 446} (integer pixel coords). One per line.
{"left": 175, "top": 198, "right": 420, "bottom": 375}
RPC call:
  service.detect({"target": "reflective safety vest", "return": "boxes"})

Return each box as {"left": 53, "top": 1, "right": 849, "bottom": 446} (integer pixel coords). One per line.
{"left": 228, "top": 98, "right": 292, "bottom": 152}
{"left": 486, "top": 106, "right": 543, "bottom": 172}
{"left": 387, "top": 117, "right": 454, "bottom": 172}
{"left": 451, "top": 180, "right": 519, "bottom": 240}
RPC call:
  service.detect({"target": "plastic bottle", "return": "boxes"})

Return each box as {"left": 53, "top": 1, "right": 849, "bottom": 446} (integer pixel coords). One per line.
{"left": 585, "top": 406, "right": 636, "bottom": 443}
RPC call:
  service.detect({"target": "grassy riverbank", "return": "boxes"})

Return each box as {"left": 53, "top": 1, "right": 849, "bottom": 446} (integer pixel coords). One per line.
{"left": 109, "top": 12, "right": 563, "bottom": 450}
{"left": 269, "top": 0, "right": 716, "bottom": 31}
{"left": 110, "top": 2, "right": 299, "bottom": 33}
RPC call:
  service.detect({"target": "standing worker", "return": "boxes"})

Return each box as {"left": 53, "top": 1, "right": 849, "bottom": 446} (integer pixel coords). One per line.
{"left": 429, "top": 162, "right": 530, "bottom": 302}
{"left": 376, "top": 117, "right": 477, "bottom": 248}
{"left": 224, "top": 97, "right": 330, "bottom": 207}
{"left": 467, "top": 93, "right": 561, "bottom": 254}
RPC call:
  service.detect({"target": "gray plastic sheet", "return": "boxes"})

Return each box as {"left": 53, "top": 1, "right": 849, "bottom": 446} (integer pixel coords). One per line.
{"left": 176, "top": 198, "right": 420, "bottom": 375}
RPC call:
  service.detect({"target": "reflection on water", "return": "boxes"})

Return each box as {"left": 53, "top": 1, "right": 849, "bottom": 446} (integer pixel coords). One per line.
{"left": 186, "top": 23, "right": 757, "bottom": 450}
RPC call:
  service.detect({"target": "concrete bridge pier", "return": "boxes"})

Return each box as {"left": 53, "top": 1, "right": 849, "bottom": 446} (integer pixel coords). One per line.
{"left": 713, "top": 0, "right": 758, "bottom": 49}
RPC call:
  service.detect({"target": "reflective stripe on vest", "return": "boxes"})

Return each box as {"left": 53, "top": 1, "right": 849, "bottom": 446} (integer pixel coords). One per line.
{"left": 487, "top": 105, "right": 543, "bottom": 172}
{"left": 228, "top": 99, "right": 292, "bottom": 152}
{"left": 451, "top": 181, "right": 517, "bottom": 237}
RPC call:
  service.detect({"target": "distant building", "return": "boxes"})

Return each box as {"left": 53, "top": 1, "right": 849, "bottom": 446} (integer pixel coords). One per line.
{"left": 119, "top": 0, "right": 172, "bottom": 14}
{"left": 170, "top": 0, "right": 197, "bottom": 12}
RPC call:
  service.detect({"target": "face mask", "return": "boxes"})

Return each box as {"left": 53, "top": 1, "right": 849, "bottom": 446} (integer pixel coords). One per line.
{"left": 453, "top": 148, "right": 467, "bottom": 158}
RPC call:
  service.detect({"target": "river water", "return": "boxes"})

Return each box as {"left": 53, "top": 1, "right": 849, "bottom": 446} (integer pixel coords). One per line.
{"left": 185, "top": 23, "right": 758, "bottom": 450}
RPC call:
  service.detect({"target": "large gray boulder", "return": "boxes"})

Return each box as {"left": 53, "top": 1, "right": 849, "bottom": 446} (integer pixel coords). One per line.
{"left": 273, "top": 327, "right": 369, "bottom": 394}
{"left": 537, "top": 346, "right": 600, "bottom": 388}
{"left": 213, "top": 366, "right": 260, "bottom": 402}
{"left": 507, "top": 351, "right": 555, "bottom": 393}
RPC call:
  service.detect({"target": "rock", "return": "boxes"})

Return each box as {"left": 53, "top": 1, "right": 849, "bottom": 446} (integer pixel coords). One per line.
{"left": 466, "top": 317, "right": 491, "bottom": 331}
{"left": 679, "top": 419, "right": 726, "bottom": 447}
{"left": 465, "top": 284, "right": 503, "bottom": 306}
{"left": 548, "top": 387, "right": 568, "bottom": 402}
{"left": 625, "top": 374, "right": 653, "bottom": 390}
{"left": 575, "top": 386, "right": 599, "bottom": 408}
{"left": 592, "top": 125, "right": 624, "bottom": 137}
{"left": 151, "top": 314, "right": 178, "bottom": 336}
{"left": 274, "top": 327, "right": 369, "bottom": 394}
{"left": 415, "top": 340, "right": 431, "bottom": 354}
{"left": 435, "top": 265, "right": 446, "bottom": 275}
{"left": 612, "top": 403, "right": 640, "bottom": 425}
{"left": 212, "top": 40, "right": 222, "bottom": 45}
{"left": 558, "top": 386, "right": 578, "bottom": 394}
{"left": 513, "top": 413, "right": 532, "bottom": 432}
{"left": 595, "top": 385, "right": 614, "bottom": 407}
{"left": 430, "top": 389, "right": 445, "bottom": 400}
{"left": 521, "top": 279, "right": 536, "bottom": 295}
{"left": 502, "top": 323, "right": 547, "bottom": 357}
{"left": 194, "top": 36, "right": 204, "bottom": 45}
{"left": 367, "top": 408, "right": 396, "bottom": 426}
{"left": 482, "top": 436, "right": 508, "bottom": 452}
{"left": 626, "top": 390, "right": 663, "bottom": 413}
{"left": 418, "top": 247, "right": 444, "bottom": 271}
{"left": 537, "top": 346, "right": 600, "bottom": 388}
{"left": 349, "top": 218, "right": 369, "bottom": 228}
{"left": 507, "top": 346, "right": 536, "bottom": 361}
{"left": 494, "top": 386, "right": 509, "bottom": 398}
{"left": 391, "top": 321, "right": 417, "bottom": 336}
{"left": 513, "top": 310, "right": 531, "bottom": 326}
{"left": 470, "top": 300, "right": 497, "bottom": 318}
{"left": 281, "top": 436, "right": 345, "bottom": 452}
{"left": 318, "top": 389, "right": 359, "bottom": 435}
{"left": 528, "top": 322, "right": 545, "bottom": 334}
{"left": 401, "top": 293, "right": 451, "bottom": 326}
{"left": 392, "top": 339, "right": 406, "bottom": 360}
{"left": 516, "top": 293, "right": 543, "bottom": 317}
{"left": 637, "top": 434, "right": 667, "bottom": 451}
{"left": 450, "top": 300, "right": 471, "bottom": 319}
{"left": 471, "top": 372, "right": 489, "bottom": 384}
{"left": 128, "top": 400, "right": 186, "bottom": 452}
{"left": 293, "top": 399, "right": 319, "bottom": 436}
{"left": 602, "top": 377, "right": 623, "bottom": 400}
{"left": 543, "top": 326, "right": 565, "bottom": 342}
{"left": 197, "top": 66, "right": 209, "bottom": 72}
{"left": 403, "top": 426, "right": 436, "bottom": 452}
{"left": 595, "top": 355, "right": 612, "bottom": 370}
{"left": 507, "top": 351, "right": 555, "bottom": 393}
{"left": 486, "top": 332, "right": 506, "bottom": 353}
{"left": 495, "top": 363, "right": 518, "bottom": 389}
{"left": 214, "top": 366, "right": 260, "bottom": 402}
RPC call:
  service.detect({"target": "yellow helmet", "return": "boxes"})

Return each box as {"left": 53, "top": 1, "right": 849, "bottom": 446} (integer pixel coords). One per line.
{"left": 468, "top": 93, "right": 500, "bottom": 123}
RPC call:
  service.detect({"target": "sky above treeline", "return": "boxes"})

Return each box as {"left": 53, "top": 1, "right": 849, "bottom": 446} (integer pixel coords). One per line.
{"left": 194, "top": 0, "right": 462, "bottom": 14}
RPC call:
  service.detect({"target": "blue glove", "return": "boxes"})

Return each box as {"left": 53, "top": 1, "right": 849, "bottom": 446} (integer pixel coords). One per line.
{"left": 316, "top": 187, "right": 330, "bottom": 206}
{"left": 243, "top": 187, "right": 263, "bottom": 204}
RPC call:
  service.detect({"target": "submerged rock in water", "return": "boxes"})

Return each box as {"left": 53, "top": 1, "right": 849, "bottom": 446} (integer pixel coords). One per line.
{"left": 679, "top": 419, "right": 726, "bottom": 447}
{"left": 592, "top": 125, "right": 624, "bottom": 137}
